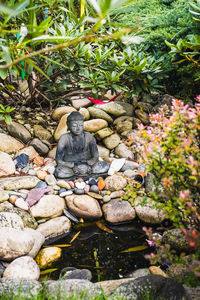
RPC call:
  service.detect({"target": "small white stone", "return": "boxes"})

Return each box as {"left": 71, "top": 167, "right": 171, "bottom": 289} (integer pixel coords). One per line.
{"left": 75, "top": 182, "right": 86, "bottom": 189}
{"left": 28, "top": 169, "right": 37, "bottom": 176}
{"left": 60, "top": 190, "right": 73, "bottom": 197}
{"left": 108, "top": 158, "right": 125, "bottom": 175}
{"left": 15, "top": 197, "right": 29, "bottom": 211}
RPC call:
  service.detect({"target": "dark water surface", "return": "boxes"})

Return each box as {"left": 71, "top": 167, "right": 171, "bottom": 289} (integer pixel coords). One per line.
{"left": 47, "top": 219, "right": 151, "bottom": 282}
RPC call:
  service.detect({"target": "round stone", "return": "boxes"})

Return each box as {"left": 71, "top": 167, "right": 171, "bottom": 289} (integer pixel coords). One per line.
{"left": 90, "top": 185, "right": 99, "bottom": 194}
{"left": 103, "top": 195, "right": 111, "bottom": 203}
{"left": 74, "top": 189, "right": 85, "bottom": 195}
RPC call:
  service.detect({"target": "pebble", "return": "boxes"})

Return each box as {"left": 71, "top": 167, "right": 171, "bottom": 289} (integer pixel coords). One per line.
{"left": 88, "top": 178, "right": 98, "bottom": 186}
{"left": 68, "top": 181, "right": 75, "bottom": 189}
{"left": 45, "top": 174, "right": 57, "bottom": 186}
{"left": 57, "top": 180, "right": 71, "bottom": 190}
{"left": 36, "top": 170, "right": 48, "bottom": 180}
{"left": 75, "top": 182, "right": 86, "bottom": 189}
{"left": 52, "top": 184, "right": 60, "bottom": 191}
{"left": 15, "top": 197, "right": 29, "bottom": 210}
{"left": 74, "top": 188, "right": 85, "bottom": 195}
{"left": 28, "top": 169, "right": 37, "bottom": 176}
{"left": 103, "top": 195, "right": 111, "bottom": 203}
{"left": 35, "top": 181, "right": 48, "bottom": 189}
{"left": 87, "top": 192, "right": 103, "bottom": 200}
{"left": 84, "top": 184, "right": 90, "bottom": 194}
{"left": 90, "top": 185, "right": 99, "bottom": 194}
{"left": 47, "top": 166, "right": 55, "bottom": 174}
{"left": 123, "top": 169, "right": 137, "bottom": 177}
{"left": 61, "top": 190, "right": 73, "bottom": 197}
{"left": 97, "top": 179, "right": 106, "bottom": 191}
{"left": 110, "top": 190, "right": 124, "bottom": 199}
{"left": 9, "top": 195, "right": 18, "bottom": 204}
{"left": 33, "top": 156, "right": 44, "bottom": 166}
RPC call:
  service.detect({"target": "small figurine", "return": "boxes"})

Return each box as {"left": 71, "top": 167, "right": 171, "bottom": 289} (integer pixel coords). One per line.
{"left": 54, "top": 111, "right": 109, "bottom": 179}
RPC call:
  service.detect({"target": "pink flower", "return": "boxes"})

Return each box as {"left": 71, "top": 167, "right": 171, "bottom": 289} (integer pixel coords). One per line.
{"left": 146, "top": 240, "right": 155, "bottom": 247}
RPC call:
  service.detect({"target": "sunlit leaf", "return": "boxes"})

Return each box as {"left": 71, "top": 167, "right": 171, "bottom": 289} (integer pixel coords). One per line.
{"left": 69, "top": 231, "right": 81, "bottom": 243}
{"left": 40, "top": 268, "right": 58, "bottom": 275}
{"left": 96, "top": 221, "right": 114, "bottom": 234}
{"left": 120, "top": 244, "right": 148, "bottom": 253}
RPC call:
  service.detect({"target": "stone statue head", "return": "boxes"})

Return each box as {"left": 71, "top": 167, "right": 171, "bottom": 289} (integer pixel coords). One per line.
{"left": 67, "top": 111, "right": 84, "bottom": 136}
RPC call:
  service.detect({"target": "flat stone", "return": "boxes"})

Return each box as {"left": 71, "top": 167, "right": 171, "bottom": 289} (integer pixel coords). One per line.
{"left": 30, "top": 195, "right": 65, "bottom": 218}
{"left": 95, "top": 102, "right": 126, "bottom": 116}
{"left": 3, "top": 256, "right": 40, "bottom": 280}
{"left": 115, "top": 143, "right": 134, "bottom": 160}
{"left": 15, "top": 146, "right": 39, "bottom": 161}
{"left": 105, "top": 175, "right": 127, "bottom": 191}
{"left": 35, "top": 247, "right": 62, "bottom": 268}
{"left": 84, "top": 119, "right": 108, "bottom": 132}
{"left": 0, "top": 279, "right": 42, "bottom": 298}
{"left": 0, "top": 151, "right": 16, "bottom": 177}
{"left": 54, "top": 114, "right": 68, "bottom": 141}
{"left": 7, "top": 121, "right": 31, "bottom": 143}
{"left": 26, "top": 188, "right": 50, "bottom": 207}
{"left": 134, "top": 197, "right": 166, "bottom": 224}
{"left": 52, "top": 106, "right": 76, "bottom": 120}
{"left": 102, "top": 199, "right": 136, "bottom": 223}
{"left": 79, "top": 107, "right": 90, "bottom": 120}
{"left": 71, "top": 97, "right": 93, "bottom": 109}
{"left": 0, "top": 133, "right": 24, "bottom": 154}
{"left": 0, "top": 212, "right": 24, "bottom": 230}
{"left": 95, "top": 128, "right": 113, "bottom": 140}
{"left": 0, "top": 227, "right": 34, "bottom": 261}
{"left": 108, "top": 158, "right": 126, "bottom": 176}
{"left": 30, "top": 138, "right": 49, "bottom": 155}
{"left": 88, "top": 107, "right": 113, "bottom": 123}
{"left": 87, "top": 192, "right": 103, "bottom": 200}
{"left": 103, "top": 133, "right": 121, "bottom": 149}
{"left": 15, "top": 197, "right": 29, "bottom": 211}
{"left": 57, "top": 180, "right": 71, "bottom": 190}
{"left": 0, "top": 191, "right": 9, "bottom": 203}
{"left": 0, "top": 176, "right": 39, "bottom": 190}
{"left": 61, "top": 268, "right": 92, "bottom": 281}
{"left": 33, "top": 125, "right": 52, "bottom": 141}
{"left": 36, "top": 216, "right": 71, "bottom": 238}
{"left": 66, "top": 194, "right": 102, "bottom": 219}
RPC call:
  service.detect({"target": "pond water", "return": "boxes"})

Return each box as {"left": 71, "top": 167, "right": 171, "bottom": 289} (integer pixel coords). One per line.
{"left": 45, "top": 219, "right": 151, "bottom": 282}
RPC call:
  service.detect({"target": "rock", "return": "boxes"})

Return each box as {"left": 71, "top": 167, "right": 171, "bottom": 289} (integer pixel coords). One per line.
{"left": 3, "top": 256, "right": 40, "bottom": 280}
{"left": 97, "top": 145, "right": 110, "bottom": 159}
{"left": 48, "top": 146, "right": 57, "bottom": 159}
{"left": 88, "top": 107, "right": 113, "bottom": 123}
{"left": 90, "top": 185, "right": 99, "bottom": 193}
{"left": 35, "top": 181, "right": 48, "bottom": 189}
{"left": 95, "top": 102, "right": 126, "bottom": 116}
{"left": 75, "top": 181, "right": 86, "bottom": 189}
{"left": 115, "top": 101, "right": 134, "bottom": 116}
{"left": 125, "top": 268, "right": 151, "bottom": 279}
{"left": 134, "top": 197, "right": 166, "bottom": 224}
{"left": 45, "top": 174, "right": 57, "bottom": 186}
{"left": 59, "top": 190, "right": 73, "bottom": 197}
{"left": 124, "top": 169, "right": 138, "bottom": 177}
{"left": 135, "top": 109, "right": 150, "bottom": 125}
{"left": 0, "top": 201, "right": 13, "bottom": 211}
{"left": 14, "top": 153, "right": 29, "bottom": 168}
{"left": 30, "top": 138, "right": 49, "bottom": 155}
{"left": 24, "top": 228, "right": 45, "bottom": 258}
{"left": 79, "top": 107, "right": 90, "bottom": 120}
{"left": 149, "top": 266, "right": 168, "bottom": 278}
{"left": 33, "top": 125, "right": 52, "bottom": 141}
{"left": 26, "top": 188, "right": 50, "bottom": 207}
{"left": 7, "top": 121, "right": 31, "bottom": 143}
{"left": 162, "top": 228, "right": 193, "bottom": 252}
{"left": 87, "top": 192, "right": 102, "bottom": 200}
{"left": 33, "top": 155, "right": 45, "bottom": 166}
{"left": 57, "top": 180, "right": 71, "bottom": 190}
{"left": 36, "top": 216, "right": 71, "bottom": 238}
{"left": 52, "top": 106, "right": 76, "bottom": 120}
{"left": 84, "top": 119, "right": 108, "bottom": 132}
{"left": 54, "top": 114, "right": 68, "bottom": 141}
{"left": 74, "top": 188, "right": 84, "bottom": 195}
{"left": 45, "top": 279, "right": 101, "bottom": 299}
{"left": 0, "top": 151, "right": 16, "bottom": 177}
{"left": 0, "top": 227, "right": 34, "bottom": 261}
{"left": 124, "top": 160, "right": 139, "bottom": 170}
{"left": 110, "top": 190, "right": 124, "bottom": 198}
{"left": 105, "top": 175, "right": 127, "bottom": 191}
{"left": 145, "top": 172, "right": 156, "bottom": 194}
{"left": 35, "top": 247, "right": 62, "bottom": 268}
{"left": 115, "top": 143, "right": 134, "bottom": 160}
{"left": 0, "top": 212, "right": 24, "bottom": 229}
{"left": 97, "top": 179, "right": 106, "bottom": 191}
{"left": 103, "top": 195, "right": 111, "bottom": 203}
{"left": 102, "top": 199, "right": 136, "bottom": 223}
{"left": 0, "top": 191, "right": 9, "bottom": 203}
{"left": 95, "top": 127, "right": 113, "bottom": 140}
{"left": 16, "top": 146, "right": 39, "bottom": 161}
{"left": 0, "top": 133, "right": 24, "bottom": 154}
{"left": 71, "top": 97, "right": 92, "bottom": 109}
{"left": 36, "top": 170, "right": 48, "bottom": 180}
{"left": 136, "top": 102, "right": 153, "bottom": 113}
{"left": 30, "top": 195, "right": 65, "bottom": 218}
{"left": 0, "top": 279, "right": 42, "bottom": 298}
{"left": 115, "top": 118, "right": 133, "bottom": 134}
{"left": 0, "top": 176, "right": 39, "bottom": 190}
{"left": 60, "top": 268, "right": 92, "bottom": 281}
{"left": 15, "top": 197, "right": 29, "bottom": 211}
{"left": 103, "top": 134, "right": 121, "bottom": 149}
{"left": 108, "top": 158, "right": 126, "bottom": 176}
{"left": 109, "top": 275, "right": 190, "bottom": 300}
{"left": 66, "top": 194, "right": 102, "bottom": 219}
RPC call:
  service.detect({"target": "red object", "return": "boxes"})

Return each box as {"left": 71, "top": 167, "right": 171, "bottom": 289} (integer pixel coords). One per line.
{"left": 88, "top": 92, "right": 121, "bottom": 104}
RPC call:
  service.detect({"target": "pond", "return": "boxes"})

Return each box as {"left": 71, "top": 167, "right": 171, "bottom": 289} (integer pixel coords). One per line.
{"left": 45, "top": 219, "right": 152, "bottom": 282}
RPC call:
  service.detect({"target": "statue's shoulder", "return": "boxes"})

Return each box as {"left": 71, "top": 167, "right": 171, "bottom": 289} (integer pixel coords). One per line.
{"left": 84, "top": 131, "right": 95, "bottom": 140}
{"left": 58, "top": 133, "right": 71, "bottom": 142}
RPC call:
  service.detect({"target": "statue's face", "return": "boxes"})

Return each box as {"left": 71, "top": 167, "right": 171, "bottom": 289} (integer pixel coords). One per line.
{"left": 69, "top": 120, "right": 84, "bottom": 136}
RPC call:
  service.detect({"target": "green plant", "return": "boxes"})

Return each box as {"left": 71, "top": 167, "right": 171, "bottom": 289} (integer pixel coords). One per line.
{"left": 0, "top": 103, "right": 15, "bottom": 124}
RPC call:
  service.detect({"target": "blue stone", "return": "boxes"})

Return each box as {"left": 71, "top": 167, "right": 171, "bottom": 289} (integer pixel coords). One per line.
{"left": 35, "top": 181, "right": 48, "bottom": 189}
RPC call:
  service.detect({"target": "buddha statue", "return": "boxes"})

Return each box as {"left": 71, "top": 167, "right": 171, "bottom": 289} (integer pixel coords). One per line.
{"left": 54, "top": 111, "right": 109, "bottom": 179}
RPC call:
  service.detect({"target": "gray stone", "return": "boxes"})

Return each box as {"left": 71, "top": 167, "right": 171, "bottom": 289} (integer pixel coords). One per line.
{"left": 95, "top": 127, "right": 113, "bottom": 140}
{"left": 45, "top": 279, "right": 101, "bottom": 299}
{"left": 0, "top": 151, "right": 16, "bottom": 177}
{"left": 134, "top": 197, "right": 166, "bottom": 224}
{"left": 7, "top": 121, "right": 31, "bottom": 143}
{"left": 30, "top": 195, "right": 65, "bottom": 218}
{"left": 33, "top": 125, "right": 52, "bottom": 141}
{"left": 52, "top": 106, "right": 76, "bottom": 120}
{"left": 3, "top": 256, "right": 40, "bottom": 280}
{"left": 136, "top": 102, "right": 153, "bottom": 113}
{"left": 0, "top": 176, "right": 39, "bottom": 190}
{"left": 0, "top": 212, "right": 24, "bottom": 230}
{"left": 30, "top": 138, "right": 49, "bottom": 155}
{"left": 102, "top": 199, "right": 136, "bottom": 223}
{"left": 66, "top": 194, "right": 102, "bottom": 219}
{"left": 115, "top": 101, "right": 134, "bottom": 116}
{"left": 103, "top": 133, "right": 121, "bottom": 149}
{"left": 125, "top": 268, "right": 151, "bottom": 279}
{"left": 71, "top": 97, "right": 93, "bottom": 109}
{"left": 74, "top": 188, "right": 85, "bottom": 195}
{"left": 115, "top": 143, "right": 134, "bottom": 160}
{"left": 105, "top": 175, "right": 127, "bottom": 191}
{"left": 88, "top": 107, "right": 113, "bottom": 123}
{"left": 0, "top": 279, "right": 42, "bottom": 299}
{"left": 115, "top": 118, "right": 133, "bottom": 134}
{"left": 0, "top": 133, "right": 24, "bottom": 154}
{"left": 135, "top": 109, "right": 149, "bottom": 125}
{"left": 84, "top": 119, "right": 108, "bottom": 132}
{"left": 95, "top": 102, "right": 126, "bottom": 116}
{"left": 0, "top": 191, "right": 9, "bottom": 203}
{"left": 37, "top": 216, "right": 71, "bottom": 238}
{"left": 0, "top": 227, "right": 34, "bottom": 261}
{"left": 162, "top": 228, "right": 193, "bottom": 252}
{"left": 60, "top": 268, "right": 92, "bottom": 281}
{"left": 90, "top": 185, "right": 99, "bottom": 193}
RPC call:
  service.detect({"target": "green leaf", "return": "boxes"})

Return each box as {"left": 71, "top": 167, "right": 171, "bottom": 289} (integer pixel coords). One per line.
{"left": 4, "top": 114, "right": 12, "bottom": 125}
{"left": 0, "top": 68, "right": 8, "bottom": 80}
